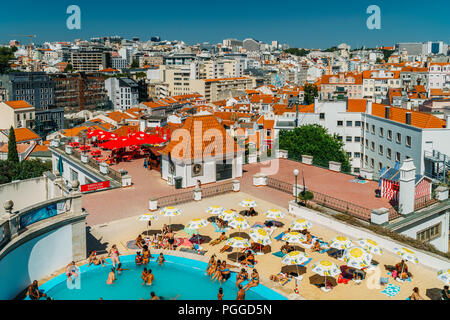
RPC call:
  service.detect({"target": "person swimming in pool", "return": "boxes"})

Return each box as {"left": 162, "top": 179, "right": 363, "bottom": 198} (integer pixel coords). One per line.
{"left": 145, "top": 269, "right": 155, "bottom": 285}
{"left": 150, "top": 291, "right": 159, "bottom": 300}
{"left": 211, "top": 259, "right": 222, "bottom": 282}
{"left": 217, "top": 287, "right": 224, "bottom": 300}
{"left": 243, "top": 269, "right": 259, "bottom": 291}
{"left": 106, "top": 268, "right": 116, "bottom": 285}
{"left": 219, "top": 261, "right": 231, "bottom": 283}
{"left": 141, "top": 268, "right": 149, "bottom": 285}
{"left": 135, "top": 252, "right": 143, "bottom": 265}
{"left": 235, "top": 268, "right": 248, "bottom": 288}
{"left": 142, "top": 245, "right": 152, "bottom": 265}
{"left": 237, "top": 284, "right": 246, "bottom": 300}
{"left": 158, "top": 253, "right": 165, "bottom": 266}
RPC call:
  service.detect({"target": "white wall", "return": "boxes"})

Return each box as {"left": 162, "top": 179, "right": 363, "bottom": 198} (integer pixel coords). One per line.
{"left": 0, "top": 177, "right": 48, "bottom": 213}
{"left": 0, "top": 224, "right": 73, "bottom": 300}
{"left": 289, "top": 202, "right": 450, "bottom": 271}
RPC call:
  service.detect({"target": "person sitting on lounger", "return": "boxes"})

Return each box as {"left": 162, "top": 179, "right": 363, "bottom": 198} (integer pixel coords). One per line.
{"left": 210, "top": 232, "right": 227, "bottom": 246}
{"left": 243, "top": 269, "right": 259, "bottom": 291}
{"left": 241, "top": 252, "right": 256, "bottom": 266}
{"left": 270, "top": 272, "right": 290, "bottom": 285}
{"left": 248, "top": 207, "right": 257, "bottom": 217}
{"left": 281, "top": 242, "right": 293, "bottom": 254}
{"left": 311, "top": 240, "right": 321, "bottom": 252}
{"left": 220, "top": 244, "right": 231, "bottom": 253}
{"left": 395, "top": 260, "right": 410, "bottom": 279}
{"left": 304, "top": 232, "right": 312, "bottom": 244}
{"left": 136, "top": 234, "right": 145, "bottom": 249}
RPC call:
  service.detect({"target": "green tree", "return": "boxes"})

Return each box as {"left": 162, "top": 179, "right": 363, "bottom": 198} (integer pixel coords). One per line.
{"left": 7, "top": 127, "right": 19, "bottom": 164}
{"left": 0, "top": 47, "right": 17, "bottom": 74}
{"left": 298, "top": 190, "right": 314, "bottom": 205}
{"left": 131, "top": 59, "right": 139, "bottom": 68}
{"left": 283, "top": 48, "right": 310, "bottom": 57}
{"left": 64, "top": 63, "right": 73, "bottom": 73}
{"left": 279, "top": 124, "right": 351, "bottom": 172}
{"left": 303, "top": 83, "right": 319, "bottom": 105}
{"left": 0, "top": 159, "right": 52, "bottom": 185}
{"left": 381, "top": 49, "right": 394, "bottom": 62}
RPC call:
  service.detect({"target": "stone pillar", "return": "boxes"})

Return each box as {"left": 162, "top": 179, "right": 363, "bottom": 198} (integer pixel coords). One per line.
{"left": 329, "top": 161, "right": 341, "bottom": 172}
{"left": 302, "top": 155, "right": 313, "bottom": 165}
{"left": 4, "top": 200, "right": 18, "bottom": 238}
{"left": 248, "top": 154, "right": 257, "bottom": 163}
{"left": 253, "top": 174, "right": 267, "bottom": 186}
{"left": 371, "top": 207, "right": 389, "bottom": 225}
{"left": 399, "top": 159, "right": 416, "bottom": 215}
{"left": 65, "top": 145, "right": 73, "bottom": 155}
{"left": 277, "top": 149, "right": 288, "bottom": 159}
{"left": 70, "top": 181, "right": 82, "bottom": 214}
{"left": 435, "top": 186, "right": 449, "bottom": 201}
{"left": 232, "top": 180, "right": 240, "bottom": 192}
{"left": 71, "top": 218, "right": 87, "bottom": 261}
{"left": 194, "top": 188, "right": 202, "bottom": 201}
{"left": 149, "top": 199, "right": 158, "bottom": 211}
{"left": 99, "top": 162, "right": 109, "bottom": 174}
{"left": 121, "top": 175, "right": 132, "bottom": 187}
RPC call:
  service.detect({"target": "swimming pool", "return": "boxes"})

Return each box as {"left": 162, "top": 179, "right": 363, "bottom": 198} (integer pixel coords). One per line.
{"left": 35, "top": 254, "right": 287, "bottom": 300}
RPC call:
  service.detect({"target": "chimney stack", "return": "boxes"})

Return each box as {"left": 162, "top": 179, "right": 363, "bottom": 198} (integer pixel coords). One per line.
{"left": 366, "top": 100, "right": 372, "bottom": 114}
{"left": 385, "top": 106, "right": 390, "bottom": 119}
{"left": 399, "top": 158, "right": 416, "bottom": 215}
{"left": 406, "top": 112, "right": 411, "bottom": 125}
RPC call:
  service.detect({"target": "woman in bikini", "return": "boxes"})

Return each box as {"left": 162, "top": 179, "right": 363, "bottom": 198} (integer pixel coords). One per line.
{"left": 88, "top": 251, "right": 108, "bottom": 267}
{"left": 207, "top": 258, "right": 218, "bottom": 277}
{"left": 158, "top": 253, "right": 165, "bottom": 266}
{"left": 167, "top": 231, "right": 175, "bottom": 250}
{"left": 241, "top": 252, "right": 255, "bottom": 266}
{"left": 141, "top": 268, "right": 149, "bottom": 285}
{"left": 142, "top": 245, "right": 152, "bottom": 265}
{"left": 235, "top": 268, "right": 248, "bottom": 288}
{"left": 211, "top": 259, "right": 222, "bottom": 282}
{"left": 206, "top": 255, "right": 216, "bottom": 275}
{"left": 106, "top": 268, "right": 116, "bottom": 285}
{"left": 135, "top": 234, "right": 145, "bottom": 249}
{"left": 109, "top": 245, "right": 120, "bottom": 268}
{"left": 145, "top": 269, "right": 155, "bottom": 286}
{"left": 311, "top": 239, "right": 321, "bottom": 252}
{"left": 244, "top": 269, "right": 259, "bottom": 291}
{"left": 135, "top": 252, "right": 143, "bottom": 265}
{"left": 219, "top": 261, "right": 231, "bottom": 283}
{"left": 210, "top": 233, "right": 227, "bottom": 246}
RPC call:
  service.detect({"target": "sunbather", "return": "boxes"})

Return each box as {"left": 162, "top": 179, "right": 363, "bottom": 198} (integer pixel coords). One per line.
{"left": 281, "top": 242, "right": 293, "bottom": 254}
{"left": 311, "top": 240, "right": 321, "bottom": 252}
{"left": 219, "top": 245, "right": 231, "bottom": 253}
{"left": 304, "top": 232, "right": 312, "bottom": 244}
{"left": 210, "top": 232, "right": 227, "bottom": 246}
{"left": 241, "top": 252, "right": 256, "bottom": 266}
{"left": 236, "top": 268, "right": 248, "bottom": 288}
{"left": 135, "top": 234, "right": 145, "bottom": 249}
{"left": 270, "top": 272, "right": 290, "bottom": 285}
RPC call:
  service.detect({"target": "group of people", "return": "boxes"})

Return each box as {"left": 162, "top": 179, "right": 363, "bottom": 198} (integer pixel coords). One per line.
{"left": 136, "top": 225, "right": 177, "bottom": 251}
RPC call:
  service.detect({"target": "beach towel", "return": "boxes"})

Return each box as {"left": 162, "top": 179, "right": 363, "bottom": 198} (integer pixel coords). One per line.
{"left": 381, "top": 283, "right": 401, "bottom": 297}
{"left": 212, "top": 222, "right": 229, "bottom": 233}
{"left": 179, "top": 247, "right": 207, "bottom": 255}
{"left": 179, "top": 238, "right": 193, "bottom": 247}
{"left": 126, "top": 240, "right": 140, "bottom": 250}
{"left": 272, "top": 251, "right": 285, "bottom": 258}
{"left": 274, "top": 232, "right": 285, "bottom": 241}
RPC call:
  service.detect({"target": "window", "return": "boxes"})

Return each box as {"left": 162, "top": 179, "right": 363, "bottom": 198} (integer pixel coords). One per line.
{"left": 371, "top": 125, "right": 375, "bottom": 134}
{"left": 387, "top": 130, "right": 392, "bottom": 140}
{"left": 319, "top": 113, "right": 325, "bottom": 119}
{"left": 387, "top": 148, "right": 392, "bottom": 159}
{"left": 346, "top": 121, "right": 352, "bottom": 127}
{"left": 371, "top": 142, "right": 375, "bottom": 151}
{"left": 337, "top": 120, "right": 343, "bottom": 126}
{"left": 337, "top": 136, "right": 343, "bottom": 141}
{"left": 354, "top": 136, "right": 361, "bottom": 143}
{"left": 378, "top": 162, "right": 383, "bottom": 171}
{"left": 365, "top": 123, "right": 369, "bottom": 131}
{"left": 365, "top": 139, "right": 368, "bottom": 147}
{"left": 70, "top": 168, "right": 78, "bottom": 182}
{"left": 347, "top": 152, "right": 352, "bottom": 158}
{"left": 365, "top": 155, "right": 368, "bottom": 164}
{"left": 396, "top": 132, "right": 401, "bottom": 143}
{"left": 417, "top": 223, "right": 441, "bottom": 242}
{"left": 354, "top": 152, "right": 360, "bottom": 158}
{"left": 355, "top": 121, "right": 361, "bottom": 127}
{"left": 370, "top": 158, "right": 374, "bottom": 168}
{"left": 379, "top": 145, "right": 383, "bottom": 155}
{"left": 406, "top": 136, "right": 411, "bottom": 147}
{"left": 346, "top": 136, "right": 352, "bottom": 142}
{"left": 379, "top": 127, "right": 384, "bottom": 137}
{"left": 395, "top": 152, "right": 401, "bottom": 162}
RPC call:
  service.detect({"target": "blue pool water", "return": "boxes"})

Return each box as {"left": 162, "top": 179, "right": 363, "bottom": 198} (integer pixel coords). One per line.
{"left": 38, "top": 255, "right": 286, "bottom": 300}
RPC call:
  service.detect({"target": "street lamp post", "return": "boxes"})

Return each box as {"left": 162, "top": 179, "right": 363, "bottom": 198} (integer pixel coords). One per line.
{"left": 293, "top": 169, "right": 299, "bottom": 204}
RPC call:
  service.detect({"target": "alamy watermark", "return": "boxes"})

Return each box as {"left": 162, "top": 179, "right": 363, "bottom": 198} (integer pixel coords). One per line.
{"left": 366, "top": 5, "right": 381, "bottom": 30}
{"left": 66, "top": 5, "right": 81, "bottom": 30}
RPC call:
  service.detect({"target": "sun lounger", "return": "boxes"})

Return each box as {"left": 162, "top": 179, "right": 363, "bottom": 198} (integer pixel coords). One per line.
{"left": 212, "top": 222, "right": 229, "bottom": 233}
{"left": 272, "top": 251, "right": 285, "bottom": 258}
{"left": 274, "top": 232, "right": 285, "bottom": 241}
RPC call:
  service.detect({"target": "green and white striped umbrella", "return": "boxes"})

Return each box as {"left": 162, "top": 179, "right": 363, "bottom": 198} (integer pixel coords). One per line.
{"left": 225, "top": 237, "right": 251, "bottom": 249}
{"left": 218, "top": 209, "right": 238, "bottom": 221}
{"left": 393, "top": 247, "right": 419, "bottom": 264}
{"left": 240, "top": 199, "right": 257, "bottom": 208}
{"left": 437, "top": 269, "right": 450, "bottom": 285}
{"left": 249, "top": 228, "right": 272, "bottom": 246}
{"left": 356, "top": 238, "right": 382, "bottom": 255}
{"left": 343, "top": 246, "right": 373, "bottom": 269}
{"left": 160, "top": 206, "right": 182, "bottom": 217}
{"left": 329, "top": 236, "right": 353, "bottom": 250}
{"left": 138, "top": 213, "right": 159, "bottom": 221}
{"left": 281, "top": 251, "right": 310, "bottom": 266}
{"left": 185, "top": 218, "right": 209, "bottom": 230}
{"left": 264, "top": 208, "right": 285, "bottom": 219}
{"left": 290, "top": 218, "right": 312, "bottom": 231}
{"left": 206, "top": 205, "right": 225, "bottom": 215}
{"left": 311, "top": 260, "right": 341, "bottom": 277}
{"left": 228, "top": 217, "right": 250, "bottom": 230}
{"left": 281, "top": 231, "right": 306, "bottom": 244}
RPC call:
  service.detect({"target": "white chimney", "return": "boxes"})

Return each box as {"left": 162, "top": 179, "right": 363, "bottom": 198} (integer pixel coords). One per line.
{"left": 446, "top": 115, "right": 450, "bottom": 129}
{"left": 399, "top": 158, "right": 416, "bottom": 215}
{"left": 366, "top": 100, "right": 372, "bottom": 114}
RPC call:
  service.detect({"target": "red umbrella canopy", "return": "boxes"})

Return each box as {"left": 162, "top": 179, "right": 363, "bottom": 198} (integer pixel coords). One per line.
{"left": 140, "top": 135, "right": 166, "bottom": 145}
{"left": 100, "top": 137, "right": 132, "bottom": 150}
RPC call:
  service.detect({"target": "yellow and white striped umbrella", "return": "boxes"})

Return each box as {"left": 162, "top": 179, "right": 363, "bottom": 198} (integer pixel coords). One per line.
{"left": 206, "top": 205, "right": 225, "bottom": 215}
{"left": 437, "top": 269, "right": 450, "bottom": 285}
{"left": 160, "top": 206, "right": 182, "bottom": 217}
{"left": 281, "top": 251, "right": 309, "bottom": 266}
{"left": 290, "top": 218, "right": 312, "bottom": 231}
{"left": 249, "top": 228, "right": 272, "bottom": 246}
{"left": 264, "top": 208, "right": 285, "bottom": 219}
{"left": 393, "top": 247, "right": 419, "bottom": 264}
{"left": 185, "top": 218, "right": 209, "bottom": 230}
{"left": 312, "top": 260, "right": 341, "bottom": 277}
{"left": 138, "top": 213, "right": 159, "bottom": 221}
{"left": 240, "top": 199, "right": 257, "bottom": 208}
{"left": 228, "top": 217, "right": 250, "bottom": 230}
{"left": 356, "top": 238, "right": 382, "bottom": 255}
{"left": 329, "top": 236, "right": 352, "bottom": 250}
{"left": 218, "top": 209, "right": 238, "bottom": 221}
{"left": 281, "top": 231, "right": 306, "bottom": 244}
{"left": 225, "top": 237, "right": 251, "bottom": 249}
{"left": 343, "top": 246, "right": 373, "bottom": 269}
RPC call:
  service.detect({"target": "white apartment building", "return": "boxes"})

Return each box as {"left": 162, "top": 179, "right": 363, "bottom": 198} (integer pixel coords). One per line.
{"left": 362, "top": 70, "right": 402, "bottom": 102}
{"left": 0, "top": 100, "right": 35, "bottom": 130}
{"left": 428, "top": 62, "right": 450, "bottom": 90}
{"left": 111, "top": 57, "right": 128, "bottom": 70}
{"left": 105, "top": 77, "right": 139, "bottom": 111}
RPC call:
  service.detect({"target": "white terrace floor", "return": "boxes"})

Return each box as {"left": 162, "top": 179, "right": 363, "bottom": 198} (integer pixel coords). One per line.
{"left": 86, "top": 191, "right": 445, "bottom": 300}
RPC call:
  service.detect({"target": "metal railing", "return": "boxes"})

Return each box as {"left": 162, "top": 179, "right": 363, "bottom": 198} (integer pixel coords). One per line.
{"left": 267, "top": 177, "right": 293, "bottom": 194}
{"left": 156, "top": 191, "right": 195, "bottom": 208}
{"left": 414, "top": 195, "right": 437, "bottom": 211}
{"left": 201, "top": 181, "right": 233, "bottom": 199}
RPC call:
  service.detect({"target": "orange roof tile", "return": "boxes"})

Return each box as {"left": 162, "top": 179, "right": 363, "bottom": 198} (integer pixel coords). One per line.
{"left": 347, "top": 99, "right": 367, "bottom": 112}
{"left": 11, "top": 128, "right": 41, "bottom": 142}
{"left": 3, "top": 100, "right": 34, "bottom": 109}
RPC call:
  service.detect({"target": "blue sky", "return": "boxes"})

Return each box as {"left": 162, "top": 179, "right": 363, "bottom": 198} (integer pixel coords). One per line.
{"left": 1, "top": 0, "right": 449, "bottom": 48}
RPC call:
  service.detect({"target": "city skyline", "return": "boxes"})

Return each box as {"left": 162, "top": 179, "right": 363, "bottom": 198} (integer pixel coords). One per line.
{"left": 1, "top": 0, "right": 449, "bottom": 48}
